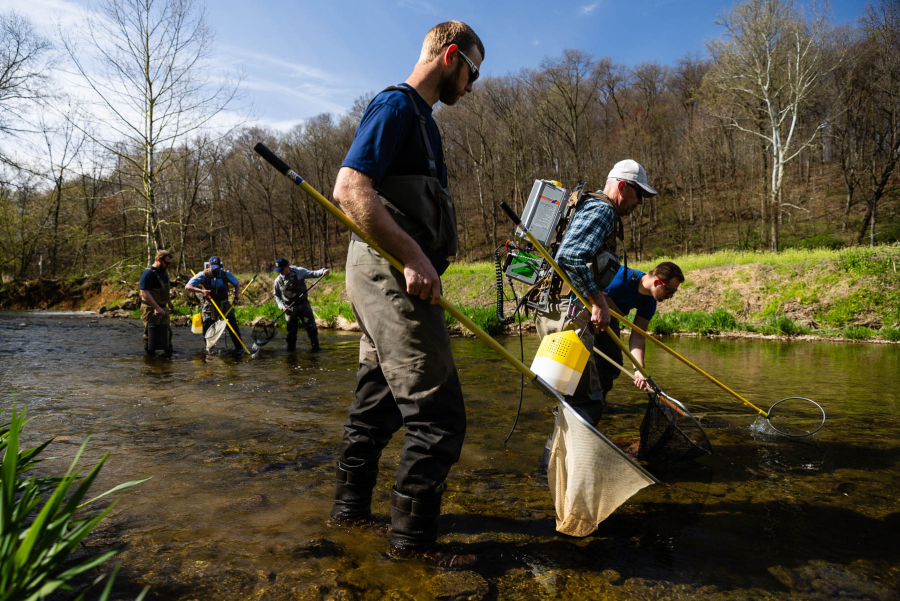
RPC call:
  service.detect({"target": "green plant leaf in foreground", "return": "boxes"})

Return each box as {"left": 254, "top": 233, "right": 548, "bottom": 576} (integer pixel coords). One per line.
{"left": 0, "top": 406, "right": 148, "bottom": 601}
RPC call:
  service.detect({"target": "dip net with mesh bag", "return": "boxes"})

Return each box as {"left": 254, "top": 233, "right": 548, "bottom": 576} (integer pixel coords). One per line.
{"left": 638, "top": 390, "right": 713, "bottom": 463}
{"left": 548, "top": 402, "right": 659, "bottom": 537}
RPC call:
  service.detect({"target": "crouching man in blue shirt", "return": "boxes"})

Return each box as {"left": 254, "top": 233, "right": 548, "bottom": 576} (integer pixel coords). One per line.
{"left": 597, "top": 261, "right": 685, "bottom": 394}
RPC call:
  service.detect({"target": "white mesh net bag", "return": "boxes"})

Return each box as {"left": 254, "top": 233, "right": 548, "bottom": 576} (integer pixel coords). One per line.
{"left": 548, "top": 402, "right": 657, "bottom": 537}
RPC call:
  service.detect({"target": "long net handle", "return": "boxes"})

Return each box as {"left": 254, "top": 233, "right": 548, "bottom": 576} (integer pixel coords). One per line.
{"left": 190, "top": 270, "right": 251, "bottom": 355}
{"left": 223, "top": 273, "right": 258, "bottom": 318}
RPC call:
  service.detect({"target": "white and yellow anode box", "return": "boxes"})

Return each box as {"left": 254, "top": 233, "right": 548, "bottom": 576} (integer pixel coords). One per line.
{"left": 530, "top": 330, "right": 590, "bottom": 395}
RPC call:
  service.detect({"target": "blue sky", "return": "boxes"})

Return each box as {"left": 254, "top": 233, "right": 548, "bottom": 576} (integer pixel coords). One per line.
{"left": 8, "top": 0, "right": 871, "bottom": 130}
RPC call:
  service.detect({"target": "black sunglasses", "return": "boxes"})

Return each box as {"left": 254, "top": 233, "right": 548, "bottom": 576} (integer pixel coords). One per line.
{"left": 623, "top": 180, "right": 645, "bottom": 200}
{"left": 457, "top": 48, "right": 479, "bottom": 85}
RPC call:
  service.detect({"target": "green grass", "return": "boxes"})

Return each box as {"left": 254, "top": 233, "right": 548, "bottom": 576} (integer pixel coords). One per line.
{"left": 632, "top": 244, "right": 900, "bottom": 274}
{"left": 1, "top": 406, "right": 149, "bottom": 600}
{"left": 648, "top": 308, "right": 741, "bottom": 336}
{"left": 314, "top": 301, "right": 355, "bottom": 327}
{"left": 882, "top": 327, "right": 900, "bottom": 342}
{"left": 758, "top": 314, "right": 810, "bottom": 336}
{"left": 445, "top": 305, "right": 509, "bottom": 336}
{"left": 844, "top": 326, "right": 875, "bottom": 340}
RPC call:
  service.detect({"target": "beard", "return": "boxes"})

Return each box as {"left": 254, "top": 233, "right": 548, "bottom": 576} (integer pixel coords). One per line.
{"left": 438, "top": 61, "right": 466, "bottom": 105}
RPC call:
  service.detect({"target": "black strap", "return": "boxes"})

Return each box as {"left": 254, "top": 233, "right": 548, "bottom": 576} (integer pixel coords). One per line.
{"left": 379, "top": 85, "right": 439, "bottom": 179}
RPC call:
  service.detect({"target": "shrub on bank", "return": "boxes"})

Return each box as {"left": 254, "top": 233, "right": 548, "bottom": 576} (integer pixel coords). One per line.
{"left": 759, "top": 314, "right": 809, "bottom": 336}
{"left": 844, "top": 326, "right": 875, "bottom": 340}
{"left": 883, "top": 327, "right": 900, "bottom": 342}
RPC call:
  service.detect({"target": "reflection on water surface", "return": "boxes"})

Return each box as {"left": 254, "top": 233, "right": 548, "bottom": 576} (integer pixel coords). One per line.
{"left": 1, "top": 312, "right": 898, "bottom": 600}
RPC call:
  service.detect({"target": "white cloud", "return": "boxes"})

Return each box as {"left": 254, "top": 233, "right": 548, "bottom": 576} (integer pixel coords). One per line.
{"left": 219, "top": 45, "right": 340, "bottom": 85}
{"left": 580, "top": 3, "right": 599, "bottom": 15}
{"left": 532, "top": 39, "right": 540, "bottom": 46}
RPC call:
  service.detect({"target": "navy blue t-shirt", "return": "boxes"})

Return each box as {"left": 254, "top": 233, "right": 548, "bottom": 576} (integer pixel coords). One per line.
{"left": 342, "top": 84, "right": 447, "bottom": 187}
{"left": 139, "top": 266, "right": 168, "bottom": 291}
{"left": 604, "top": 266, "right": 657, "bottom": 321}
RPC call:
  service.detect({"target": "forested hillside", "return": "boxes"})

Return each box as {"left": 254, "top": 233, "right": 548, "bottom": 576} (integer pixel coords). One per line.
{"left": 1, "top": 0, "right": 898, "bottom": 282}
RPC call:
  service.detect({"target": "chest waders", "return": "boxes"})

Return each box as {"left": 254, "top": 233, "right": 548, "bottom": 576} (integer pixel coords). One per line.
{"left": 141, "top": 267, "right": 172, "bottom": 353}
{"left": 279, "top": 271, "right": 317, "bottom": 352}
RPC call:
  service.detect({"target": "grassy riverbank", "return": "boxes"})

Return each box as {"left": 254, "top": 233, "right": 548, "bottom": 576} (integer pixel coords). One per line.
{"left": 6, "top": 245, "right": 899, "bottom": 342}
{"left": 198, "top": 245, "right": 900, "bottom": 341}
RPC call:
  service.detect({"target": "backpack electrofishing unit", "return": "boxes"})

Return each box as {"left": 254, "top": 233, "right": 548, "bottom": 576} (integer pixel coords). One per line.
{"left": 494, "top": 179, "right": 621, "bottom": 325}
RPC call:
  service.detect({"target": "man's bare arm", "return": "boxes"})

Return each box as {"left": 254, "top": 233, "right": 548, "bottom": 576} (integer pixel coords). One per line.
{"left": 333, "top": 167, "right": 441, "bottom": 303}
{"left": 630, "top": 315, "right": 650, "bottom": 391}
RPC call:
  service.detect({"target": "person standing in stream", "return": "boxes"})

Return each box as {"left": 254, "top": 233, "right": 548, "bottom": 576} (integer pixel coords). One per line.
{"left": 139, "top": 249, "right": 175, "bottom": 356}
{"left": 272, "top": 258, "right": 329, "bottom": 352}
{"left": 330, "top": 21, "right": 484, "bottom": 558}
{"left": 184, "top": 256, "right": 243, "bottom": 350}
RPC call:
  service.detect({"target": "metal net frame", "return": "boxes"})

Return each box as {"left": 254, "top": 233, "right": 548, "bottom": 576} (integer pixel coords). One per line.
{"left": 638, "top": 390, "right": 713, "bottom": 463}
{"left": 252, "top": 321, "right": 277, "bottom": 346}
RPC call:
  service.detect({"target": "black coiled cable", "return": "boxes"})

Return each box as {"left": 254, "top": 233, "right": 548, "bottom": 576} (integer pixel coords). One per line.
{"left": 494, "top": 246, "right": 517, "bottom": 326}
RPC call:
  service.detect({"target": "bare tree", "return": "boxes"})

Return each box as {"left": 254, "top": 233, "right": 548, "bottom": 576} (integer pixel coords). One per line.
{"left": 705, "top": 0, "right": 838, "bottom": 250}
{"left": 856, "top": 0, "right": 900, "bottom": 245}
{"left": 0, "top": 12, "right": 53, "bottom": 176}
{"left": 60, "top": 0, "right": 242, "bottom": 263}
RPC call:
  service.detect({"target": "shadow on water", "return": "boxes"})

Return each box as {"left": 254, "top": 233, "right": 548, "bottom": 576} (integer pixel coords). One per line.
{"left": 2, "top": 312, "right": 899, "bottom": 600}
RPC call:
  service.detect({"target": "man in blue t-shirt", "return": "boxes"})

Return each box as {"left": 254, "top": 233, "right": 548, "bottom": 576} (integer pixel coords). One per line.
{"left": 597, "top": 261, "right": 685, "bottom": 394}
{"left": 330, "top": 21, "right": 484, "bottom": 554}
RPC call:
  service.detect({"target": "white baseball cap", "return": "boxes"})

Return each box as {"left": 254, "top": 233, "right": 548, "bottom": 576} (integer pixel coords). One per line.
{"left": 607, "top": 159, "right": 658, "bottom": 196}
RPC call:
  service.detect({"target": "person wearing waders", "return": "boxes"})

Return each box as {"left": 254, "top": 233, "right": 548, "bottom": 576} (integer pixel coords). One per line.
{"left": 330, "top": 21, "right": 484, "bottom": 562}
{"left": 272, "top": 258, "right": 329, "bottom": 351}
{"left": 184, "top": 256, "right": 243, "bottom": 351}
{"left": 139, "top": 250, "right": 175, "bottom": 356}
{"left": 533, "top": 160, "right": 659, "bottom": 472}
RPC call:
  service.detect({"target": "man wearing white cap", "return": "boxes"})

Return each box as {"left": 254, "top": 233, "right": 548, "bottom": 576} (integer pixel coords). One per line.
{"left": 535, "top": 159, "right": 658, "bottom": 432}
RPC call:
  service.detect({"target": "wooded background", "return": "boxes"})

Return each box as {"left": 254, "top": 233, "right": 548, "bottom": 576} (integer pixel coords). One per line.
{"left": 1, "top": 0, "right": 898, "bottom": 281}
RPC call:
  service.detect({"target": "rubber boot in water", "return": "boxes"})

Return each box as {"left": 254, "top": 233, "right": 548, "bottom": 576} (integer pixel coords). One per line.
{"left": 390, "top": 485, "right": 444, "bottom": 550}
{"left": 310, "top": 338, "right": 320, "bottom": 352}
{"left": 389, "top": 485, "right": 476, "bottom": 569}
{"left": 330, "top": 460, "right": 378, "bottom": 521}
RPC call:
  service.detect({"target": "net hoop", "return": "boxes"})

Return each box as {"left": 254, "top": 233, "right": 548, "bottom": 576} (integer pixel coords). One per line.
{"left": 204, "top": 320, "right": 228, "bottom": 349}
{"left": 765, "top": 397, "right": 826, "bottom": 438}
{"left": 252, "top": 321, "right": 277, "bottom": 346}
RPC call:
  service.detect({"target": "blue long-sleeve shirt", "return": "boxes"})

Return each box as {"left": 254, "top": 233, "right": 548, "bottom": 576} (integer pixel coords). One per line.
{"left": 555, "top": 195, "right": 618, "bottom": 298}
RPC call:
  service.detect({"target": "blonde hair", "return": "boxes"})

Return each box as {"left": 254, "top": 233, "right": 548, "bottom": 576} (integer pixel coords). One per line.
{"left": 419, "top": 21, "right": 484, "bottom": 63}
{"left": 155, "top": 250, "right": 172, "bottom": 262}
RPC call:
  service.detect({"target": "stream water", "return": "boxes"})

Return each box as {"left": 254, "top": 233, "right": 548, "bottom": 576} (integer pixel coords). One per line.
{"left": 1, "top": 311, "right": 898, "bottom": 600}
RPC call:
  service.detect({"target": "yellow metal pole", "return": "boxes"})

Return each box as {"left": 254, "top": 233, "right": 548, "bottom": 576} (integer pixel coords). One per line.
{"left": 223, "top": 273, "right": 259, "bottom": 318}
{"left": 606, "top": 308, "right": 767, "bottom": 416}
{"left": 190, "top": 269, "right": 251, "bottom": 355}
